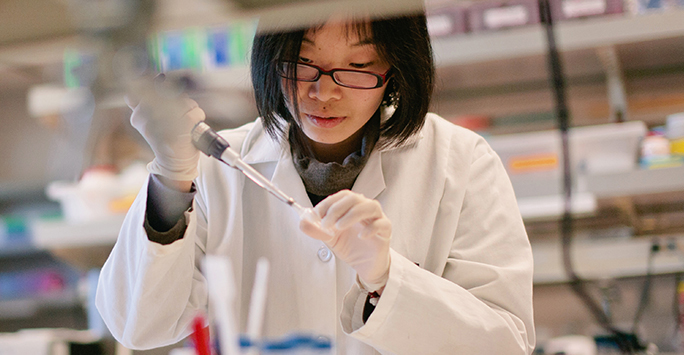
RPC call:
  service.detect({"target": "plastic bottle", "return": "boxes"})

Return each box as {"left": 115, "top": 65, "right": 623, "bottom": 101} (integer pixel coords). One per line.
{"left": 667, "top": 113, "right": 684, "bottom": 156}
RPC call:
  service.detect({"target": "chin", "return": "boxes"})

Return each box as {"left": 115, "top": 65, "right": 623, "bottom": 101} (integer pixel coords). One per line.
{"left": 300, "top": 127, "right": 341, "bottom": 144}
{"left": 307, "top": 134, "right": 345, "bottom": 145}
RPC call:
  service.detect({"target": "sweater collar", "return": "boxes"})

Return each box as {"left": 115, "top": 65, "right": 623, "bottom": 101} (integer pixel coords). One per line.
{"left": 239, "top": 117, "right": 387, "bottom": 202}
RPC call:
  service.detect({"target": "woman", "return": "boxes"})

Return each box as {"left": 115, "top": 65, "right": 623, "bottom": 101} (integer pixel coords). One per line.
{"left": 96, "top": 12, "right": 536, "bottom": 354}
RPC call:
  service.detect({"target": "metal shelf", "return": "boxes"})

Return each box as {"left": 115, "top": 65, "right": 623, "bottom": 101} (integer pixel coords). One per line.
{"left": 586, "top": 165, "right": 684, "bottom": 198}
{"left": 432, "top": 9, "right": 684, "bottom": 66}
{"left": 532, "top": 234, "right": 684, "bottom": 284}
{"left": 0, "top": 289, "right": 80, "bottom": 320}
{"left": 30, "top": 215, "right": 125, "bottom": 250}
{"left": 514, "top": 165, "right": 684, "bottom": 219}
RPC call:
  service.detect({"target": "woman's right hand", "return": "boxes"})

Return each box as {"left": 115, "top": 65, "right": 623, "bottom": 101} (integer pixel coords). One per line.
{"left": 128, "top": 75, "right": 206, "bottom": 185}
{"left": 300, "top": 190, "right": 392, "bottom": 292}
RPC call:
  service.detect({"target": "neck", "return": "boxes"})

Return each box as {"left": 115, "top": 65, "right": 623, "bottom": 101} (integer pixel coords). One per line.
{"left": 307, "top": 127, "right": 365, "bottom": 164}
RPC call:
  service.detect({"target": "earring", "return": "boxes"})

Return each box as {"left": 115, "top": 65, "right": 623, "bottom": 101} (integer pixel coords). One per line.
{"left": 383, "top": 90, "right": 399, "bottom": 107}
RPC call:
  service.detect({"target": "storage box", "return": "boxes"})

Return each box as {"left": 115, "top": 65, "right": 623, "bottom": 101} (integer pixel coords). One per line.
{"left": 571, "top": 121, "right": 646, "bottom": 175}
{"left": 550, "top": 0, "right": 624, "bottom": 20}
{"left": 427, "top": 4, "right": 469, "bottom": 37}
{"left": 624, "top": 0, "right": 678, "bottom": 14}
{"left": 467, "top": 0, "right": 541, "bottom": 32}
{"left": 486, "top": 121, "right": 647, "bottom": 195}
{"left": 46, "top": 163, "right": 147, "bottom": 223}
{"left": 487, "top": 129, "right": 562, "bottom": 198}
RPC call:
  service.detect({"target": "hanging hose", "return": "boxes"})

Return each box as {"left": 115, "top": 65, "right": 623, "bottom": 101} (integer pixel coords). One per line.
{"left": 537, "top": 0, "right": 643, "bottom": 352}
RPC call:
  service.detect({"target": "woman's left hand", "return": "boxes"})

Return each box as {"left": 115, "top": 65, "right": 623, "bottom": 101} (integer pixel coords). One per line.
{"left": 300, "top": 190, "right": 392, "bottom": 291}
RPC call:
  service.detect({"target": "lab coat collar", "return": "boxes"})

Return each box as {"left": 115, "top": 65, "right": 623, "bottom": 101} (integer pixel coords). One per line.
{"left": 351, "top": 148, "right": 385, "bottom": 200}
{"left": 239, "top": 118, "right": 282, "bottom": 165}
{"left": 376, "top": 105, "right": 424, "bottom": 152}
{"left": 267, "top": 137, "right": 387, "bottom": 206}
{"left": 240, "top": 118, "right": 392, "bottom": 202}
{"left": 237, "top": 119, "right": 312, "bottom": 208}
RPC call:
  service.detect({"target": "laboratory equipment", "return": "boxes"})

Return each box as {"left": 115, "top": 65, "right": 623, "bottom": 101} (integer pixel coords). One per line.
{"left": 191, "top": 121, "right": 334, "bottom": 238}
{"left": 203, "top": 255, "right": 241, "bottom": 355}
{"left": 246, "top": 258, "right": 269, "bottom": 341}
{"left": 191, "top": 315, "right": 211, "bottom": 355}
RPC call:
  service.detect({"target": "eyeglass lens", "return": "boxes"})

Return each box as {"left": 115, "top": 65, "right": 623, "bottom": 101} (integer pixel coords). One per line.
{"left": 283, "top": 63, "right": 381, "bottom": 89}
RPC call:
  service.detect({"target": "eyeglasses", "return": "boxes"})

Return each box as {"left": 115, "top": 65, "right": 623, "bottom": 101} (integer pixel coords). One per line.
{"left": 278, "top": 61, "right": 391, "bottom": 89}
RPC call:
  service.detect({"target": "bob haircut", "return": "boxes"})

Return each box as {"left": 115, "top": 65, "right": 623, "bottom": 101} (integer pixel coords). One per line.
{"left": 250, "top": 13, "right": 434, "bottom": 149}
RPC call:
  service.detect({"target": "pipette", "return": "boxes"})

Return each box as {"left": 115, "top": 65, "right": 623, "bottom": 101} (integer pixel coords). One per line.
{"left": 191, "top": 121, "right": 334, "bottom": 237}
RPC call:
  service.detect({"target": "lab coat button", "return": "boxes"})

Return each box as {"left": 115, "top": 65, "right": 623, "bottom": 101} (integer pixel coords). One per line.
{"left": 317, "top": 246, "right": 332, "bottom": 262}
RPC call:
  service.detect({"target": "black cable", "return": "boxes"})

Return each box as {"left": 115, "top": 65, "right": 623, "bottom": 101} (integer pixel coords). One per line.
{"left": 671, "top": 272, "right": 683, "bottom": 347}
{"left": 675, "top": 274, "right": 682, "bottom": 329}
{"left": 632, "top": 241, "right": 658, "bottom": 334}
{"left": 537, "top": 0, "right": 640, "bottom": 352}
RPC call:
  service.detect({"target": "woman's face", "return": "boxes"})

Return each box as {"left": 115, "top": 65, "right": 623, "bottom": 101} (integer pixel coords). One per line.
{"left": 287, "top": 22, "right": 390, "bottom": 153}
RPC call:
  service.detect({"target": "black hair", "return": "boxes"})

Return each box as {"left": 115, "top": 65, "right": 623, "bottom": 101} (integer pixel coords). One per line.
{"left": 250, "top": 13, "right": 434, "bottom": 149}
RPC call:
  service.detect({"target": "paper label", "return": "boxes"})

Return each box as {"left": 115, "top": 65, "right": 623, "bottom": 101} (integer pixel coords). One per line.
{"left": 509, "top": 153, "right": 559, "bottom": 173}
{"left": 483, "top": 5, "right": 530, "bottom": 29}
{"left": 427, "top": 14, "right": 454, "bottom": 37}
{"left": 562, "top": 0, "right": 607, "bottom": 17}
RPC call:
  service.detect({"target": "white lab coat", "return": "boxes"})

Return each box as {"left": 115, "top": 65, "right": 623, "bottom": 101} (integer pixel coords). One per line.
{"left": 96, "top": 113, "right": 536, "bottom": 354}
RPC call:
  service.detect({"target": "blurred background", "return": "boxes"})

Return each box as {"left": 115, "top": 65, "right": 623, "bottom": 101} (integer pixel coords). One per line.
{"left": 0, "top": 0, "right": 683, "bottom": 354}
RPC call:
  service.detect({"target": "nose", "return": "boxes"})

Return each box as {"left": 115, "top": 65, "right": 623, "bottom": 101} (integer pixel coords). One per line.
{"left": 307, "top": 74, "right": 342, "bottom": 102}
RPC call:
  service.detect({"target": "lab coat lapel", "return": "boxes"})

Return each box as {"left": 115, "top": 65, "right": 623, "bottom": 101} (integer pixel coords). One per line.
{"left": 239, "top": 120, "right": 311, "bottom": 208}
{"left": 269, "top": 142, "right": 313, "bottom": 209}
{"left": 352, "top": 149, "right": 386, "bottom": 200}
{"left": 240, "top": 119, "right": 281, "bottom": 164}
{"left": 268, "top": 146, "right": 385, "bottom": 208}
{"left": 239, "top": 119, "right": 385, "bottom": 206}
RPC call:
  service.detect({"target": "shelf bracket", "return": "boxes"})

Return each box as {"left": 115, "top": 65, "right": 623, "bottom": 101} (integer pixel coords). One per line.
{"left": 596, "top": 46, "right": 629, "bottom": 122}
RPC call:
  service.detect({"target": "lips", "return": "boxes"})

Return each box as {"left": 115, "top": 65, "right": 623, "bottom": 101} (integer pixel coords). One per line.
{"left": 305, "top": 114, "right": 346, "bottom": 128}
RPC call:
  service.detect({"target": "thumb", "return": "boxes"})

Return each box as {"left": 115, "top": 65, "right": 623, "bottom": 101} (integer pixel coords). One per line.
{"left": 181, "top": 98, "right": 206, "bottom": 125}
{"left": 124, "top": 94, "right": 140, "bottom": 110}
{"left": 125, "top": 73, "right": 167, "bottom": 110}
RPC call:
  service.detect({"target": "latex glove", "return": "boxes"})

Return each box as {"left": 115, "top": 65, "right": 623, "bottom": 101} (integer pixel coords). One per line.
{"left": 300, "top": 190, "right": 392, "bottom": 291}
{"left": 128, "top": 75, "right": 206, "bottom": 181}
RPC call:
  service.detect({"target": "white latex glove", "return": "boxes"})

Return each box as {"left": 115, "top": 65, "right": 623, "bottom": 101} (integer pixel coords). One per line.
{"left": 300, "top": 190, "right": 392, "bottom": 292}
{"left": 128, "top": 75, "right": 206, "bottom": 181}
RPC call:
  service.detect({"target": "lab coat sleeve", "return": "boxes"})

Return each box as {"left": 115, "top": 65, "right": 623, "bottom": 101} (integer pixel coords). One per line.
{"left": 95, "top": 176, "right": 210, "bottom": 350}
{"left": 340, "top": 138, "right": 536, "bottom": 354}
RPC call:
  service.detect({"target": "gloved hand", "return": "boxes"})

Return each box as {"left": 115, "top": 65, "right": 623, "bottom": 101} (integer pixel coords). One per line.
{"left": 128, "top": 75, "right": 206, "bottom": 182}
{"left": 300, "top": 190, "right": 392, "bottom": 292}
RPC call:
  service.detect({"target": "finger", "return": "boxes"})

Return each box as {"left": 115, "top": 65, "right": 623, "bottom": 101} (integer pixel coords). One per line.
{"left": 129, "top": 103, "right": 148, "bottom": 133}
{"left": 299, "top": 218, "right": 336, "bottom": 244}
{"left": 335, "top": 199, "right": 383, "bottom": 231}
{"left": 126, "top": 73, "right": 165, "bottom": 109}
{"left": 124, "top": 94, "right": 140, "bottom": 110}
{"left": 357, "top": 217, "right": 392, "bottom": 240}
{"left": 154, "top": 72, "right": 167, "bottom": 83}
{"left": 313, "top": 190, "right": 350, "bottom": 217}
{"left": 319, "top": 192, "right": 361, "bottom": 230}
{"left": 181, "top": 99, "right": 206, "bottom": 125}
{"left": 154, "top": 72, "right": 186, "bottom": 99}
